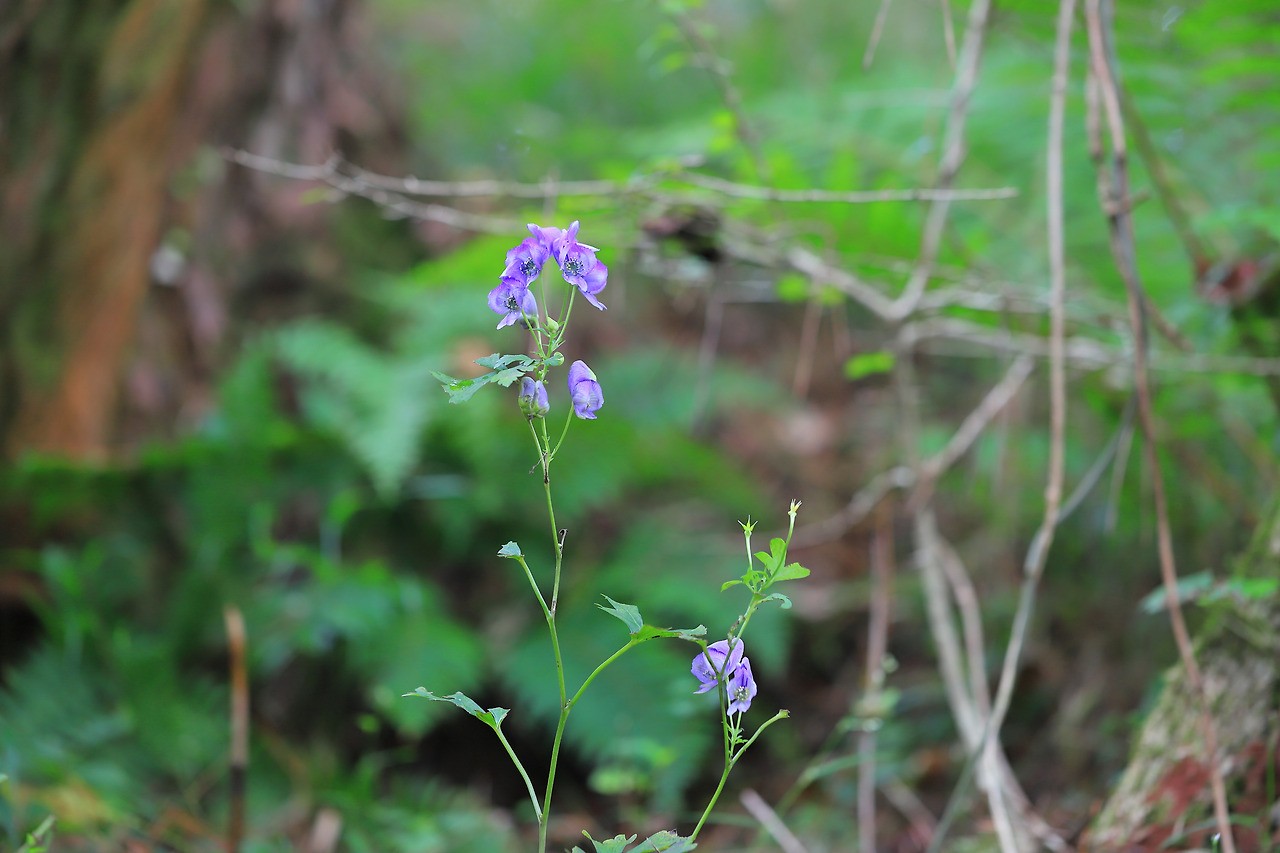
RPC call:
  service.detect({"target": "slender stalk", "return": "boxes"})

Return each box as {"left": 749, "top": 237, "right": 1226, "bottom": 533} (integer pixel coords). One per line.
{"left": 549, "top": 408, "right": 574, "bottom": 460}
{"left": 539, "top": 689, "right": 568, "bottom": 853}
{"left": 524, "top": 412, "right": 569, "bottom": 853}
{"left": 494, "top": 724, "right": 543, "bottom": 823}
{"left": 691, "top": 711, "right": 792, "bottom": 840}
{"left": 568, "top": 641, "right": 637, "bottom": 710}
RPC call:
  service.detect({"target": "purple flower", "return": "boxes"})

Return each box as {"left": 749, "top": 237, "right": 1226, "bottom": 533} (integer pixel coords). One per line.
{"left": 691, "top": 639, "right": 746, "bottom": 694}
{"left": 726, "top": 657, "right": 757, "bottom": 715}
{"left": 567, "top": 360, "right": 604, "bottom": 419}
{"left": 527, "top": 223, "right": 565, "bottom": 255}
{"left": 487, "top": 275, "right": 538, "bottom": 329}
{"left": 503, "top": 237, "right": 551, "bottom": 286}
{"left": 518, "top": 377, "right": 549, "bottom": 418}
{"left": 556, "top": 222, "right": 607, "bottom": 310}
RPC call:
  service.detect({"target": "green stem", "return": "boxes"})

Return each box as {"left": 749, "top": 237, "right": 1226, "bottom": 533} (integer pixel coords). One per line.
{"left": 549, "top": 406, "right": 574, "bottom": 460}
{"left": 493, "top": 724, "right": 543, "bottom": 823}
{"left": 512, "top": 556, "right": 551, "bottom": 622}
{"left": 539, "top": 417, "right": 565, "bottom": 614}
{"left": 538, "top": 639, "right": 641, "bottom": 853}
{"left": 690, "top": 710, "right": 790, "bottom": 841}
{"left": 691, "top": 763, "right": 732, "bottom": 840}
{"left": 691, "top": 685, "right": 734, "bottom": 840}
{"left": 568, "top": 640, "right": 637, "bottom": 710}
{"left": 537, "top": 614, "right": 568, "bottom": 853}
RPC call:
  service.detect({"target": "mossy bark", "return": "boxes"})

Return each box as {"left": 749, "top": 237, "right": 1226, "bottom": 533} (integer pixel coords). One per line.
{"left": 1088, "top": 504, "right": 1280, "bottom": 851}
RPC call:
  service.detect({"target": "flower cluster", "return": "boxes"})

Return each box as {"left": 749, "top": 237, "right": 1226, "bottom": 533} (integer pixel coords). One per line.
{"left": 488, "top": 220, "right": 609, "bottom": 330}
{"left": 692, "top": 638, "right": 757, "bottom": 715}
{"left": 490, "top": 221, "right": 608, "bottom": 421}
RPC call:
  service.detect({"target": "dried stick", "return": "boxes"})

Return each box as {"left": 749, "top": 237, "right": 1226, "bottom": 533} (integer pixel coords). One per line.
{"left": 891, "top": 0, "right": 994, "bottom": 319}
{"left": 979, "top": 2, "right": 1076, "bottom": 848}
{"left": 1084, "top": 1, "right": 1236, "bottom": 850}
{"left": 863, "top": 0, "right": 895, "bottom": 69}
{"left": 740, "top": 789, "right": 808, "bottom": 853}
{"left": 858, "top": 502, "right": 896, "bottom": 853}
{"left": 675, "top": 172, "right": 1017, "bottom": 204}
{"left": 224, "top": 606, "right": 249, "bottom": 853}
{"left": 939, "top": 0, "right": 957, "bottom": 67}
{"left": 664, "top": 6, "right": 771, "bottom": 184}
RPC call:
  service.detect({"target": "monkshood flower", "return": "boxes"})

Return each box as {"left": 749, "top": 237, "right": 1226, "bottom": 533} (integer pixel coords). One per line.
{"left": 557, "top": 222, "right": 608, "bottom": 310}
{"left": 527, "top": 223, "right": 566, "bottom": 254}
{"left": 518, "top": 377, "right": 549, "bottom": 418}
{"left": 726, "top": 657, "right": 757, "bottom": 714}
{"left": 488, "top": 275, "right": 538, "bottom": 329}
{"left": 503, "top": 236, "right": 551, "bottom": 285}
{"left": 691, "top": 639, "right": 746, "bottom": 694}
{"left": 567, "top": 360, "right": 604, "bottom": 419}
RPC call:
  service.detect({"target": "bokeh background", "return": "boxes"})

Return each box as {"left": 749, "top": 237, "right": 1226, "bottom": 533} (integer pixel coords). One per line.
{"left": 2, "top": 0, "right": 1278, "bottom": 850}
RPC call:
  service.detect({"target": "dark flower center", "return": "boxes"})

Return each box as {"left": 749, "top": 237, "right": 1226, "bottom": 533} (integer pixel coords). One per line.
{"left": 520, "top": 258, "right": 538, "bottom": 276}
{"left": 505, "top": 294, "right": 521, "bottom": 312}
{"left": 563, "top": 257, "right": 585, "bottom": 277}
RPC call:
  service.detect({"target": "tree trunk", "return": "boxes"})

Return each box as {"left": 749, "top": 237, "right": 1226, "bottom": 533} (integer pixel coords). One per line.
{"left": 0, "top": 0, "right": 214, "bottom": 459}
{"left": 1087, "top": 504, "right": 1280, "bottom": 851}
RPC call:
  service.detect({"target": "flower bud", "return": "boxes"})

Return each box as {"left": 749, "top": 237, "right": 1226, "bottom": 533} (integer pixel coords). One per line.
{"left": 518, "top": 377, "right": 549, "bottom": 418}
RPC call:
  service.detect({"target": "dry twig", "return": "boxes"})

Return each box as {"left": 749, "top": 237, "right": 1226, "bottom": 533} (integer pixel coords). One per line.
{"left": 1084, "top": 0, "right": 1236, "bottom": 849}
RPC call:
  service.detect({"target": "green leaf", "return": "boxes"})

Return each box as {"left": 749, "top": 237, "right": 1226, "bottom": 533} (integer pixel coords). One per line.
{"left": 720, "top": 579, "right": 743, "bottom": 591}
{"left": 633, "top": 624, "right": 707, "bottom": 643}
{"left": 1138, "top": 571, "right": 1213, "bottom": 614}
{"left": 491, "top": 365, "right": 530, "bottom": 387}
{"left": 760, "top": 592, "right": 793, "bottom": 610}
{"left": 843, "top": 350, "right": 896, "bottom": 380}
{"left": 403, "top": 689, "right": 509, "bottom": 729}
{"left": 775, "top": 272, "right": 810, "bottom": 303}
{"left": 771, "top": 562, "right": 810, "bottom": 583}
{"left": 475, "top": 353, "right": 535, "bottom": 371}
{"left": 497, "top": 541, "right": 523, "bottom": 559}
{"left": 597, "top": 595, "right": 644, "bottom": 634}
{"left": 575, "top": 833, "right": 639, "bottom": 853}
{"left": 432, "top": 370, "right": 486, "bottom": 404}
{"left": 633, "top": 831, "right": 697, "bottom": 852}
{"left": 432, "top": 361, "right": 532, "bottom": 403}
{"left": 755, "top": 538, "right": 788, "bottom": 573}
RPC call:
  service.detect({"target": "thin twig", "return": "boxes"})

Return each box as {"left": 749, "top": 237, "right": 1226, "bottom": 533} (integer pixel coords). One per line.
{"left": 858, "top": 502, "right": 896, "bottom": 853}
{"left": 666, "top": 7, "right": 770, "bottom": 184}
{"left": 224, "top": 606, "right": 249, "bottom": 853}
{"left": 891, "top": 0, "right": 994, "bottom": 319}
{"left": 676, "top": 172, "right": 1018, "bottom": 204}
{"left": 916, "top": 355, "right": 1035, "bottom": 495}
{"left": 1084, "top": 1, "right": 1236, "bottom": 850}
{"left": 741, "top": 789, "right": 809, "bottom": 853}
{"left": 939, "top": 0, "right": 957, "bottom": 67}
{"left": 978, "top": 4, "right": 1076, "bottom": 849}
{"left": 863, "top": 0, "right": 895, "bottom": 69}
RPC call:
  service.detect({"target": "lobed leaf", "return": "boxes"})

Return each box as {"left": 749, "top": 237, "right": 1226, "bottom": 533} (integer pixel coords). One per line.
{"left": 575, "top": 833, "right": 638, "bottom": 853}
{"left": 633, "top": 624, "right": 707, "bottom": 643}
{"left": 475, "top": 353, "right": 535, "bottom": 371}
{"left": 760, "top": 592, "right": 793, "bottom": 610}
{"left": 633, "top": 831, "right": 697, "bottom": 852}
{"left": 597, "top": 595, "right": 645, "bottom": 634}
{"left": 403, "top": 688, "right": 509, "bottom": 729}
{"left": 771, "top": 562, "right": 810, "bottom": 583}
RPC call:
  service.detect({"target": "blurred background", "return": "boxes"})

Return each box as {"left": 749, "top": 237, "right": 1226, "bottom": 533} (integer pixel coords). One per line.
{"left": 1, "top": 0, "right": 1278, "bottom": 850}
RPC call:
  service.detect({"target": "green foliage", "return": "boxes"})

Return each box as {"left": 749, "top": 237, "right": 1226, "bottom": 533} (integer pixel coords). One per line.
{"left": 8, "top": 0, "right": 1280, "bottom": 847}
{"left": 574, "top": 829, "right": 697, "bottom": 853}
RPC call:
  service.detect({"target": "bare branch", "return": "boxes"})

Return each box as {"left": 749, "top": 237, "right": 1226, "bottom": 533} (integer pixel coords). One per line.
{"left": 891, "top": 0, "right": 994, "bottom": 318}
{"left": 1085, "top": 0, "right": 1236, "bottom": 848}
